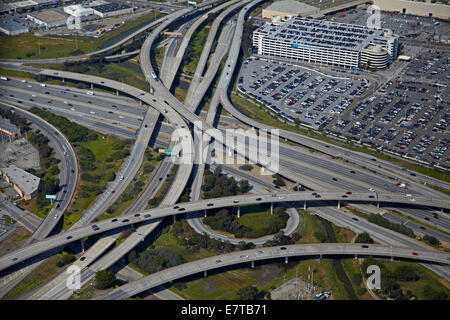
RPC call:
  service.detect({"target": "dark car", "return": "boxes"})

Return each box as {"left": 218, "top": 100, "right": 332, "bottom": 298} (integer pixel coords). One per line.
{"left": 144, "top": 214, "right": 151, "bottom": 218}
{"left": 178, "top": 208, "right": 185, "bottom": 211}
{"left": 256, "top": 197, "right": 262, "bottom": 201}
{"left": 112, "top": 219, "right": 118, "bottom": 222}
{"left": 173, "top": 206, "right": 179, "bottom": 209}
{"left": 361, "top": 245, "right": 369, "bottom": 248}
{"left": 92, "top": 224, "right": 98, "bottom": 229}
{"left": 122, "top": 219, "right": 129, "bottom": 223}
{"left": 315, "top": 195, "right": 321, "bottom": 198}
{"left": 410, "top": 173, "right": 416, "bottom": 176}
{"left": 350, "top": 170, "right": 355, "bottom": 174}
{"left": 207, "top": 203, "right": 214, "bottom": 207}
{"left": 412, "top": 252, "right": 418, "bottom": 256}
{"left": 342, "top": 195, "right": 348, "bottom": 198}
{"left": 66, "top": 236, "right": 73, "bottom": 240}
{"left": 134, "top": 213, "right": 141, "bottom": 217}
{"left": 346, "top": 191, "right": 352, "bottom": 195}
{"left": 332, "top": 177, "right": 337, "bottom": 181}
{"left": 352, "top": 217, "right": 359, "bottom": 221}
{"left": 280, "top": 247, "right": 287, "bottom": 250}
{"left": 368, "top": 195, "right": 375, "bottom": 199}
{"left": 312, "top": 192, "right": 317, "bottom": 196}
{"left": 80, "top": 257, "right": 86, "bottom": 261}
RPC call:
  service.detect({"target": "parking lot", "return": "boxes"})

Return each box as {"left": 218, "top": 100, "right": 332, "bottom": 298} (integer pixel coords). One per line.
{"left": 403, "top": 50, "right": 449, "bottom": 83}
{"left": 237, "top": 57, "right": 370, "bottom": 128}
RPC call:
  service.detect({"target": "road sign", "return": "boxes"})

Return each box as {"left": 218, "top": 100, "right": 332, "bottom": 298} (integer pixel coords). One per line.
{"left": 187, "top": 0, "right": 197, "bottom": 6}
{"left": 45, "top": 195, "right": 56, "bottom": 199}
{"left": 158, "top": 149, "right": 179, "bottom": 156}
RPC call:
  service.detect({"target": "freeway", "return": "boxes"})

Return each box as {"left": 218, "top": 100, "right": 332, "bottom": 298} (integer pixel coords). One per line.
{"left": 0, "top": 194, "right": 42, "bottom": 233}
{"left": 1, "top": 191, "right": 449, "bottom": 272}
{"left": 96, "top": 243, "right": 450, "bottom": 300}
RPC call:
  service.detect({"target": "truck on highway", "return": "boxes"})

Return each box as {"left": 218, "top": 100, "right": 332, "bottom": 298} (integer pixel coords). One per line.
{"left": 0, "top": 76, "right": 9, "bottom": 81}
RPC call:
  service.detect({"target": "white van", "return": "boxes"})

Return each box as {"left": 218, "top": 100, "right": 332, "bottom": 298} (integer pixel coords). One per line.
{"left": 0, "top": 76, "right": 9, "bottom": 81}
{"left": 86, "top": 91, "right": 94, "bottom": 95}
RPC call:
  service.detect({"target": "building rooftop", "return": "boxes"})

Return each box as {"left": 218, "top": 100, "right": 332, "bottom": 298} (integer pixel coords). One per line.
{"left": 0, "top": 19, "right": 28, "bottom": 32}
{"left": 28, "top": 9, "right": 68, "bottom": 24}
{"left": 0, "top": 167, "right": 40, "bottom": 196}
{"left": 7, "top": 0, "right": 36, "bottom": 9}
{"left": 254, "top": 17, "right": 393, "bottom": 52}
{"left": 264, "top": 0, "right": 318, "bottom": 15}
{"left": 91, "top": 2, "right": 131, "bottom": 13}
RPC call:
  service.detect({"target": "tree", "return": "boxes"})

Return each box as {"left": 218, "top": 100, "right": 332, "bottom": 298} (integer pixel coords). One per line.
{"left": 237, "top": 285, "right": 259, "bottom": 300}
{"left": 238, "top": 180, "right": 250, "bottom": 193}
{"left": 355, "top": 232, "right": 374, "bottom": 244}
{"left": 95, "top": 270, "right": 116, "bottom": 289}
{"left": 273, "top": 177, "right": 285, "bottom": 187}
{"left": 423, "top": 235, "right": 440, "bottom": 246}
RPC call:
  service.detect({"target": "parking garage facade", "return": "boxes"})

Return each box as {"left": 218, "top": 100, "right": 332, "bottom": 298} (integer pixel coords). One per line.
{"left": 253, "top": 17, "right": 398, "bottom": 69}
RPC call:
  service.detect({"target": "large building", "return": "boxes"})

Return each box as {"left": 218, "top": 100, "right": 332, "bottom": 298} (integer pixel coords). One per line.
{"left": 262, "top": 0, "right": 320, "bottom": 20}
{"left": 0, "top": 167, "right": 40, "bottom": 200}
{"left": 373, "top": 0, "right": 450, "bottom": 21}
{"left": 0, "top": 19, "right": 28, "bottom": 35}
{"left": 90, "top": 2, "right": 132, "bottom": 18}
{"left": 27, "top": 9, "right": 69, "bottom": 28}
{"left": 0, "top": 118, "right": 20, "bottom": 139}
{"left": 253, "top": 17, "right": 398, "bottom": 69}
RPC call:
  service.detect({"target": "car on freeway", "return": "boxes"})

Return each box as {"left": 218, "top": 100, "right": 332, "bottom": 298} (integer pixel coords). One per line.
{"left": 346, "top": 191, "right": 352, "bottom": 194}
{"left": 280, "top": 247, "right": 287, "bottom": 250}
{"left": 312, "top": 192, "right": 317, "bottom": 196}
{"left": 112, "top": 219, "right": 118, "bottom": 222}
{"left": 122, "top": 219, "right": 129, "bottom": 223}
{"left": 119, "top": 176, "right": 124, "bottom": 180}
{"left": 350, "top": 170, "right": 355, "bottom": 174}
{"left": 207, "top": 203, "right": 214, "bottom": 207}
{"left": 256, "top": 251, "right": 264, "bottom": 255}
{"left": 178, "top": 208, "right": 186, "bottom": 211}
{"left": 90, "top": 111, "right": 95, "bottom": 114}
{"left": 216, "top": 259, "right": 222, "bottom": 263}
{"left": 92, "top": 224, "right": 98, "bottom": 229}
{"left": 233, "top": 200, "right": 239, "bottom": 203}
{"left": 412, "top": 252, "right": 418, "bottom": 256}
{"left": 134, "top": 213, "right": 141, "bottom": 217}
{"left": 240, "top": 255, "right": 249, "bottom": 259}
{"left": 256, "top": 197, "right": 262, "bottom": 201}
{"left": 12, "top": 257, "right": 18, "bottom": 261}
{"left": 315, "top": 195, "right": 321, "bottom": 198}
{"left": 111, "top": 190, "right": 115, "bottom": 194}
{"left": 66, "top": 236, "right": 73, "bottom": 240}
{"left": 361, "top": 245, "right": 369, "bottom": 248}
{"left": 369, "top": 195, "right": 375, "bottom": 199}
{"left": 144, "top": 214, "right": 151, "bottom": 218}
{"left": 332, "top": 177, "right": 337, "bottom": 181}
{"left": 163, "top": 109, "right": 168, "bottom": 113}
{"left": 352, "top": 217, "right": 359, "bottom": 221}
{"left": 173, "top": 206, "right": 179, "bottom": 209}
{"left": 342, "top": 195, "right": 348, "bottom": 198}
{"left": 80, "top": 257, "right": 86, "bottom": 261}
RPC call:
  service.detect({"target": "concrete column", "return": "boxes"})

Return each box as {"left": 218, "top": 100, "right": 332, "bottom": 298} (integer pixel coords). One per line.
{"left": 81, "top": 239, "right": 84, "bottom": 253}
{"left": 441, "top": 208, "right": 444, "bottom": 213}
{"left": 237, "top": 206, "right": 240, "bottom": 218}
{"left": 377, "top": 202, "right": 380, "bottom": 208}
{"left": 204, "top": 209, "right": 207, "bottom": 218}
{"left": 91, "top": 83, "right": 93, "bottom": 90}
{"left": 173, "top": 215, "right": 176, "bottom": 223}
{"left": 354, "top": 254, "right": 357, "bottom": 259}
{"left": 319, "top": 254, "right": 322, "bottom": 259}
{"left": 285, "top": 256, "right": 288, "bottom": 264}
{"left": 140, "top": 100, "right": 142, "bottom": 106}
{"left": 116, "top": 90, "right": 119, "bottom": 96}
{"left": 62, "top": 78, "right": 64, "bottom": 83}
{"left": 304, "top": 201, "right": 307, "bottom": 210}
{"left": 271, "top": 203, "right": 273, "bottom": 215}
{"left": 204, "top": 270, "right": 207, "bottom": 277}
{"left": 337, "top": 200, "right": 340, "bottom": 209}
{"left": 251, "top": 261, "right": 254, "bottom": 268}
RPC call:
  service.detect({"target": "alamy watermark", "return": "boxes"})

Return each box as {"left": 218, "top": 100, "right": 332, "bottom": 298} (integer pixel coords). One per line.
{"left": 366, "top": 265, "right": 381, "bottom": 290}
{"left": 366, "top": 5, "right": 381, "bottom": 29}
{"left": 169, "top": 121, "right": 280, "bottom": 175}
{"left": 66, "top": 265, "right": 81, "bottom": 291}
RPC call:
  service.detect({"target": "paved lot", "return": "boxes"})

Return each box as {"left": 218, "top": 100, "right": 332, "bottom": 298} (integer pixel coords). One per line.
{"left": 238, "top": 57, "right": 369, "bottom": 127}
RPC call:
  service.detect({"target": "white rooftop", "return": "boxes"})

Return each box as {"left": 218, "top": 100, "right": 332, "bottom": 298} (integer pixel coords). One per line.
{"left": 0, "top": 167, "right": 40, "bottom": 196}
{"left": 264, "top": 0, "right": 318, "bottom": 14}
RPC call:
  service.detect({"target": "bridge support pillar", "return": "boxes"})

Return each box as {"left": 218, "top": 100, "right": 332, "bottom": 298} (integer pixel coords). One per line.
{"left": 204, "top": 270, "right": 207, "bottom": 277}
{"left": 140, "top": 100, "right": 142, "bottom": 106}
{"left": 354, "top": 254, "right": 357, "bottom": 259}
{"left": 62, "top": 78, "right": 64, "bottom": 83}
{"left": 237, "top": 206, "right": 240, "bottom": 218}
{"left": 173, "top": 215, "right": 176, "bottom": 223}
{"left": 204, "top": 209, "right": 207, "bottom": 218}
{"left": 91, "top": 83, "right": 93, "bottom": 90}
{"left": 271, "top": 203, "right": 273, "bottom": 215}
{"left": 285, "top": 256, "right": 288, "bottom": 264}
{"left": 304, "top": 201, "right": 307, "bottom": 210}
{"left": 391, "top": 256, "right": 394, "bottom": 261}
{"left": 319, "top": 254, "right": 322, "bottom": 259}
{"left": 81, "top": 239, "right": 84, "bottom": 253}
{"left": 441, "top": 208, "right": 444, "bottom": 213}
{"left": 337, "top": 200, "right": 340, "bottom": 209}
{"left": 116, "top": 90, "right": 119, "bottom": 96}
{"left": 377, "top": 202, "right": 380, "bottom": 208}
{"left": 251, "top": 261, "right": 254, "bottom": 268}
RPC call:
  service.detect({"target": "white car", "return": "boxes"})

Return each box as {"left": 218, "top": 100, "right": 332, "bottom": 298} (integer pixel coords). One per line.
{"left": 90, "top": 111, "right": 95, "bottom": 114}
{"left": 40, "top": 83, "right": 46, "bottom": 87}
{"left": 118, "top": 115, "right": 124, "bottom": 119}
{"left": 63, "top": 101, "right": 68, "bottom": 104}
{"left": 27, "top": 85, "right": 32, "bottom": 88}
{"left": 119, "top": 176, "right": 124, "bottom": 181}
{"left": 21, "top": 80, "right": 27, "bottom": 83}
{"left": 32, "top": 94, "right": 36, "bottom": 97}
{"left": 54, "top": 214, "right": 58, "bottom": 219}
{"left": 70, "top": 107, "right": 75, "bottom": 111}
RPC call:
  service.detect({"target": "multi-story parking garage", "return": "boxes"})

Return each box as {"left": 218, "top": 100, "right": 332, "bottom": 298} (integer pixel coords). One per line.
{"left": 253, "top": 17, "right": 398, "bottom": 69}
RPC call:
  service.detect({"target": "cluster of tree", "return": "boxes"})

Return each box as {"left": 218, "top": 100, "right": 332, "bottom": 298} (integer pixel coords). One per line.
{"left": 354, "top": 232, "right": 374, "bottom": 244}
{"left": 56, "top": 252, "right": 76, "bottom": 267}
{"left": 0, "top": 108, "right": 29, "bottom": 133}
{"left": 122, "top": 180, "right": 145, "bottom": 202}
{"left": 272, "top": 174, "right": 286, "bottom": 187}
{"left": 263, "top": 231, "right": 294, "bottom": 247}
{"left": 128, "top": 247, "right": 183, "bottom": 274}
{"left": 361, "top": 257, "right": 427, "bottom": 300}
{"left": 367, "top": 213, "right": 414, "bottom": 237}
{"left": 423, "top": 234, "right": 440, "bottom": 246}
{"left": 239, "top": 164, "right": 253, "bottom": 171}
{"left": 95, "top": 270, "right": 116, "bottom": 289}
{"left": 30, "top": 108, "right": 98, "bottom": 143}
{"left": 28, "top": 130, "right": 60, "bottom": 171}
{"left": 237, "top": 285, "right": 260, "bottom": 300}
{"left": 241, "top": 20, "right": 258, "bottom": 58}
{"left": 79, "top": 146, "right": 96, "bottom": 171}
{"left": 62, "top": 55, "right": 106, "bottom": 73}
{"left": 202, "top": 166, "right": 249, "bottom": 199}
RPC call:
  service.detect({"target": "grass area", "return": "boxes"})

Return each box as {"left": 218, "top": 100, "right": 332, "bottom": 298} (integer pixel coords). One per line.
{"left": 3, "top": 215, "right": 15, "bottom": 224}
{"left": 63, "top": 135, "right": 131, "bottom": 229}
{"left": 342, "top": 258, "right": 372, "bottom": 299}
{"left": 229, "top": 93, "right": 450, "bottom": 183}
{"left": 0, "top": 12, "right": 164, "bottom": 60}
{"left": 0, "top": 67, "right": 35, "bottom": 80}
{"left": 183, "top": 25, "right": 211, "bottom": 75}
{"left": 2, "top": 254, "right": 62, "bottom": 300}
{"left": 294, "top": 210, "right": 324, "bottom": 244}
{"left": 14, "top": 235, "right": 31, "bottom": 242}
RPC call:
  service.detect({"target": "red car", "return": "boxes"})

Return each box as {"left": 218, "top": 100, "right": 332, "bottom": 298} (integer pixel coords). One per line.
{"left": 111, "top": 190, "right": 115, "bottom": 194}
{"left": 134, "top": 213, "right": 140, "bottom": 217}
{"left": 412, "top": 252, "right": 418, "bottom": 256}
{"left": 346, "top": 191, "right": 352, "bottom": 195}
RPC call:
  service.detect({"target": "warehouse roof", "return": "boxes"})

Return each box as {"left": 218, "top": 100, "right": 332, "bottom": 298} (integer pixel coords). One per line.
{"left": 91, "top": 2, "right": 131, "bottom": 13}
{"left": 0, "top": 19, "right": 28, "bottom": 32}
{"left": 0, "top": 167, "right": 40, "bottom": 196}
{"left": 264, "top": 0, "right": 318, "bottom": 14}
